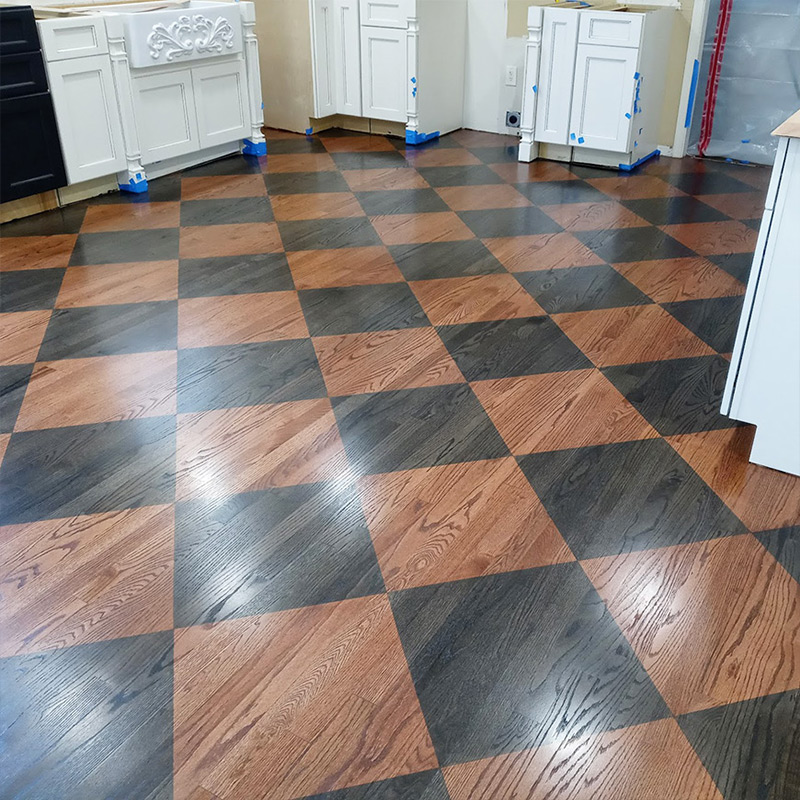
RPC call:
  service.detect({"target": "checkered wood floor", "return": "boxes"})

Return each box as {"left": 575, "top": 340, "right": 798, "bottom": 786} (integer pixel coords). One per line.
{"left": 1, "top": 127, "right": 799, "bottom": 800}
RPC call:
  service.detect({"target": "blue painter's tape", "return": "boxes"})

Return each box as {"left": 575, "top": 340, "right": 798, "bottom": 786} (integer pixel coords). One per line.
{"left": 405, "top": 129, "right": 440, "bottom": 145}
{"left": 305, "top": 127, "right": 313, "bottom": 135}
{"left": 741, "top": 160, "right": 750, "bottom": 164}
{"left": 242, "top": 138, "right": 267, "bottom": 156}
{"left": 633, "top": 71, "right": 640, "bottom": 80}
{"left": 639, "top": 127, "right": 643, "bottom": 135}
{"left": 618, "top": 148, "right": 660, "bottom": 172}
{"left": 532, "top": 84, "right": 537, "bottom": 93}
{"left": 634, "top": 141, "right": 639, "bottom": 148}
{"left": 570, "top": 132, "right": 576, "bottom": 141}
{"left": 411, "top": 76, "right": 417, "bottom": 83}
{"left": 625, "top": 112, "right": 632, "bottom": 119}
{"left": 119, "top": 176, "right": 148, "bottom": 194}
{"left": 684, "top": 59, "right": 699, "bottom": 128}
{"left": 741, "top": 138, "right": 751, "bottom": 143}
{"left": 578, "top": 136, "right": 585, "bottom": 144}
{"left": 412, "top": 87, "right": 417, "bottom": 97}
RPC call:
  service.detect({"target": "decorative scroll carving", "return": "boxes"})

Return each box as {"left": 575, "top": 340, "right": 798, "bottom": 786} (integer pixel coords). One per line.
{"left": 147, "top": 15, "right": 235, "bottom": 62}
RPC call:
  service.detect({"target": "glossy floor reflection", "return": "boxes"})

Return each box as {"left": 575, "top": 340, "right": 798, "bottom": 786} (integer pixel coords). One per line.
{"left": 1, "top": 128, "right": 799, "bottom": 800}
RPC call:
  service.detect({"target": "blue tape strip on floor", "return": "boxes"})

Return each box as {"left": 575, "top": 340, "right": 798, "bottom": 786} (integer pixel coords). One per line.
{"left": 242, "top": 138, "right": 267, "bottom": 156}
{"left": 406, "top": 129, "right": 440, "bottom": 145}
{"left": 618, "top": 149, "right": 660, "bottom": 172}
{"left": 119, "top": 176, "right": 148, "bottom": 194}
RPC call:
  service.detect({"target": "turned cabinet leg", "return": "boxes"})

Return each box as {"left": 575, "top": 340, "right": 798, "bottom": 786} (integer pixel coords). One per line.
{"left": 241, "top": 2, "right": 266, "bottom": 157}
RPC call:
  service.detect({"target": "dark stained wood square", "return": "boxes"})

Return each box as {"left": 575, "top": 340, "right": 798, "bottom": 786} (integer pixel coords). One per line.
{"left": 0, "top": 268, "right": 64, "bottom": 312}
{"left": 299, "top": 283, "right": 429, "bottom": 336}
{"left": 389, "top": 240, "right": 506, "bottom": 280}
{"left": 69, "top": 229, "right": 179, "bottom": 265}
{"left": 0, "top": 630, "right": 174, "bottom": 799}
{"left": 332, "top": 383, "right": 508, "bottom": 475}
{"left": 437, "top": 316, "right": 591, "bottom": 381}
{"left": 0, "top": 363, "right": 32, "bottom": 432}
{"left": 299, "top": 769, "right": 450, "bottom": 800}
{"left": 173, "top": 482, "right": 383, "bottom": 626}
{"left": 357, "top": 457, "right": 571, "bottom": 590}
{"left": 573, "top": 226, "right": 695, "bottom": 263}
{"left": 584, "top": 534, "right": 800, "bottom": 715}
{"left": 265, "top": 170, "right": 351, "bottom": 195}
{"left": 178, "top": 253, "right": 293, "bottom": 298}
{"left": 355, "top": 189, "right": 449, "bottom": 216}
{"left": 179, "top": 197, "right": 273, "bottom": 227}
{"left": 390, "top": 562, "right": 669, "bottom": 766}
{"left": 173, "top": 595, "right": 437, "bottom": 799}
{"left": 756, "top": 526, "right": 800, "bottom": 585}
{"left": 177, "top": 339, "right": 326, "bottom": 413}
{"left": 458, "top": 207, "right": 562, "bottom": 238}
{"left": 0, "top": 505, "right": 174, "bottom": 656}
{"left": 602, "top": 355, "right": 737, "bottom": 435}
{"left": 518, "top": 438, "right": 746, "bottom": 559}
{"left": 679, "top": 690, "right": 800, "bottom": 800}
{"left": 279, "top": 217, "right": 381, "bottom": 250}
{"left": 662, "top": 295, "right": 745, "bottom": 354}
{"left": 0, "top": 416, "right": 177, "bottom": 526}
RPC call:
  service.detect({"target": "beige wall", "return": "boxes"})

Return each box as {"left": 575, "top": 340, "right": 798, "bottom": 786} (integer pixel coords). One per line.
{"left": 253, "top": 0, "right": 315, "bottom": 133}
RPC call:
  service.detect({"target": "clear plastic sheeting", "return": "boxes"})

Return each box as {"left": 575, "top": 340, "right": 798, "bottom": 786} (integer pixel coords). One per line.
{"left": 688, "top": 0, "right": 800, "bottom": 166}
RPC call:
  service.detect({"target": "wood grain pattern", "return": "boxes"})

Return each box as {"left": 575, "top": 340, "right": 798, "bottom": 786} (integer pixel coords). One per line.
{"left": 540, "top": 201, "right": 650, "bottom": 231}
{"left": 660, "top": 221, "right": 758, "bottom": 255}
{"left": 176, "top": 398, "right": 348, "bottom": 501}
{"left": 321, "top": 135, "right": 397, "bottom": 152}
{"left": 313, "top": 328, "right": 463, "bottom": 395}
{"left": 263, "top": 153, "right": 338, "bottom": 173}
{"left": 181, "top": 174, "right": 267, "bottom": 200}
{"left": 56, "top": 260, "right": 179, "bottom": 307}
{"left": 179, "top": 223, "right": 283, "bottom": 258}
{"left": 612, "top": 257, "right": 745, "bottom": 303}
{"left": 667, "top": 427, "right": 800, "bottom": 530}
{"left": 404, "top": 148, "right": 481, "bottom": 168}
{"left": 370, "top": 212, "right": 474, "bottom": 245}
{"left": 0, "top": 505, "right": 174, "bottom": 656}
{"left": 0, "top": 234, "right": 76, "bottom": 271}
{"left": 15, "top": 351, "right": 177, "bottom": 430}
{"left": 342, "top": 168, "right": 430, "bottom": 192}
{"left": 288, "top": 247, "right": 403, "bottom": 289}
{"left": 583, "top": 534, "right": 800, "bottom": 715}
{"left": 472, "top": 369, "right": 657, "bottom": 454}
{"left": 483, "top": 233, "right": 604, "bottom": 271}
{"left": 357, "top": 457, "right": 571, "bottom": 590}
{"left": 435, "top": 184, "right": 532, "bottom": 211}
{"left": 587, "top": 175, "right": 686, "bottom": 200}
{"left": 488, "top": 160, "right": 577, "bottom": 183}
{"left": 553, "top": 305, "right": 715, "bottom": 366}
{"left": 0, "top": 433, "right": 9, "bottom": 468}
{"left": 271, "top": 192, "right": 366, "bottom": 221}
{"left": 0, "top": 310, "right": 50, "bottom": 365}
{"left": 173, "top": 594, "right": 437, "bottom": 800}
{"left": 80, "top": 202, "right": 180, "bottom": 233}
{"left": 177, "top": 292, "right": 308, "bottom": 348}
{"left": 410, "top": 275, "right": 542, "bottom": 325}
{"left": 444, "top": 718, "right": 721, "bottom": 800}
{"left": 697, "top": 192, "right": 766, "bottom": 220}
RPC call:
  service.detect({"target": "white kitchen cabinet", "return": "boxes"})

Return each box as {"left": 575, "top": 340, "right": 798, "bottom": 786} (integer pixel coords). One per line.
{"left": 360, "top": 25, "right": 405, "bottom": 123}
{"left": 37, "top": 1, "right": 265, "bottom": 193}
{"left": 309, "top": 0, "right": 466, "bottom": 144}
{"left": 133, "top": 68, "right": 199, "bottom": 163}
{"left": 520, "top": 2, "right": 674, "bottom": 170}
{"left": 722, "top": 113, "right": 800, "bottom": 476}
{"left": 569, "top": 43, "right": 637, "bottom": 153}
{"left": 193, "top": 60, "right": 249, "bottom": 149}
{"left": 44, "top": 53, "right": 125, "bottom": 184}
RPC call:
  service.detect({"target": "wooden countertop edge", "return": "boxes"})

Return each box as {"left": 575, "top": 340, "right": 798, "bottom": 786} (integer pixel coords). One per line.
{"left": 773, "top": 108, "right": 800, "bottom": 139}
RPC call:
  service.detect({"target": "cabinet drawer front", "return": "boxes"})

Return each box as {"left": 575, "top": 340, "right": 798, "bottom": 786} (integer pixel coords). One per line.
{"left": 0, "top": 7, "right": 40, "bottom": 57}
{"left": 38, "top": 18, "right": 108, "bottom": 61}
{"left": 578, "top": 11, "right": 643, "bottom": 48}
{"left": 0, "top": 52, "right": 48, "bottom": 98}
{"left": 0, "top": 92, "right": 67, "bottom": 202}
{"left": 360, "top": 0, "right": 412, "bottom": 29}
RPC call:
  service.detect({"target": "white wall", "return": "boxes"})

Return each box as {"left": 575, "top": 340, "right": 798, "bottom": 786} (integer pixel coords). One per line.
{"left": 462, "top": 0, "right": 525, "bottom": 135}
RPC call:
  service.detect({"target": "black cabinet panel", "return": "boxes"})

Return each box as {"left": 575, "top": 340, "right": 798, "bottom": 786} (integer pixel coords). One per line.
{"left": 1, "top": 93, "right": 67, "bottom": 202}
{"left": 0, "top": 6, "right": 41, "bottom": 56}
{"left": 0, "top": 52, "right": 48, "bottom": 98}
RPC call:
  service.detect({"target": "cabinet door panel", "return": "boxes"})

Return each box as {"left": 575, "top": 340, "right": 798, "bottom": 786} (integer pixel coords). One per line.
{"left": 192, "top": 60, "right": 249, "bottom": 149}
{"left": 360, "top": 25, "right": 405, "bottom": 123}
{"left": 312, "top": 0, "right": 336, "bottom": 117}
{"left": 46, "top": 54, "right": 125, "bottom": 182}
{"left": 0, "top": 92, "right": 67, "bottom": 202}
{"left": 133, "top": 68, "right": 198, "bottom": 164}
{"left": 570, "top": 43, "right": 636, "bottom": 153}
{"left": 534, "top": 8, "right": 579, "bottom": 146}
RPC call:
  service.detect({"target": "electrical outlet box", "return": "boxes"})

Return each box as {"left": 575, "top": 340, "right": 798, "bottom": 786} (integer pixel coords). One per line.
{"left": 505, "top": 110, "right": 521, "bottom": 128}
{"left": 505, "top": 65, "right": 518, "bottom": 87}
